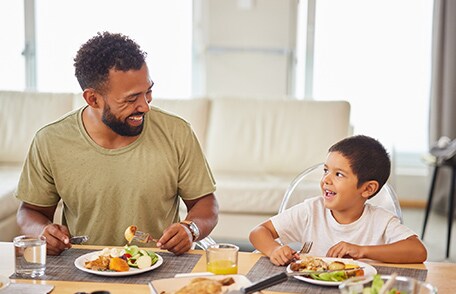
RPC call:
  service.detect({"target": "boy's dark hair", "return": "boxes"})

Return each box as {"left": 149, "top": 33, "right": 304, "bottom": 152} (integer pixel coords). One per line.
{"left": 328, "top": 135, "right": 391, "bottom": 197}
{"left": 74, "top": 32, "right": 147, "bottom": 93}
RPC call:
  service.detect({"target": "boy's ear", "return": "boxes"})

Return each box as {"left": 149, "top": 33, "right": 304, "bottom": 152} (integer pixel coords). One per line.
{"left": 82, "top": 88, "right": 101, "bottom": 109}
{"left": 361, "top": 180, "right": 380, "bottom": 199}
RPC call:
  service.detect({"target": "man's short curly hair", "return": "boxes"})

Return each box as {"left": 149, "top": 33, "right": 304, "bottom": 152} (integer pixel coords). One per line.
{"left": 74, "top": 32, "right": 147, "bottom": 93}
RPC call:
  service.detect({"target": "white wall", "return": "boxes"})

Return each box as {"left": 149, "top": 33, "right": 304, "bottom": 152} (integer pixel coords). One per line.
{"left": 193, "top": 0, "right": 298, "bottom": 98}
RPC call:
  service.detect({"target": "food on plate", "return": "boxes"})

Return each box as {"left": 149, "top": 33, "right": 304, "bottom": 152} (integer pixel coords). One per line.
{"left": 123, "top": 244, "right": 159, "bottom": 269}
{"left": 170, "top": 277, "right": 235, "bottom": 294}
{"left": 84, "top": 245, "right": 158, "bottom": 272}
{"left": 290, "top": 256, "right": 329, "bottom": 271}
{"left": 328, "top": 260, "right": 345, "bottom": 270}
{"left": 109, "top": 257, "right": 130, "bottom": 272}
{"left": 125, "top": 225, "right": 137, "bottom": 243}
{"left": 84, "top": 255, "right": 111, "bottom": 271}
{"left": 290, "top": 256, "right": 364, "bottom": 282}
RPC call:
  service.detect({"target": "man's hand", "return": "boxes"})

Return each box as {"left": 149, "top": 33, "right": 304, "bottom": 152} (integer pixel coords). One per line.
{"left": 269, "top": 245, "right": 300, "bottom": 266}
{"left": 40, "top": 224, "right": 71, "bottom": 255}
{"left": 326, "top": 241, "right": 365, "bottom": 259}
{"left": 157, "top": 223, "right": 193, "bottom": 255}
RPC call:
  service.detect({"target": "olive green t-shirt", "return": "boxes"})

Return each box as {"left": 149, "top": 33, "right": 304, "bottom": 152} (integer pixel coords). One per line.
{"left": 15, "top": 106, "right": 216, "bottom": 245}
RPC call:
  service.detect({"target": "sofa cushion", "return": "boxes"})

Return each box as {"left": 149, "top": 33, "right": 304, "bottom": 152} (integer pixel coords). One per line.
{"left": 214, "top": 172, "right": 294, "bottom": 214}
{"left": 152, "top": 98, "right": 211, "bottom": 149}
{"left": 0, "top": 91, "right": 74, "bottom": 163}
{"left": 0, "top": 164, "right": 22, "bottom": 241}
{"left": 205, "top": 98, "right": 351, "bottom": 175}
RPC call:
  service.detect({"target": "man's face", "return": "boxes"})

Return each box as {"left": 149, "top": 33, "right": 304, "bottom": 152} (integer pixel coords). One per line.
{"left": 100, "top": 64, "right": 153, "bottom": 137}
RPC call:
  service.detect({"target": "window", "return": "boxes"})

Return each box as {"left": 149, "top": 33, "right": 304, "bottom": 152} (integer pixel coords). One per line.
{"left": 0, "top": 1, "right": 25, "bottom": 91}
{"left": 296, "top": 0, "right": 433, "bottom": 167}
{"left": 33, "top": 0, "right": 192, "bottom": 98}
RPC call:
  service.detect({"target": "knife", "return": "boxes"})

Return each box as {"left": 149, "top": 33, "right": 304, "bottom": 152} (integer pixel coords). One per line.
{"left": 226, "top": 272, "right": 288, "bottom": 294}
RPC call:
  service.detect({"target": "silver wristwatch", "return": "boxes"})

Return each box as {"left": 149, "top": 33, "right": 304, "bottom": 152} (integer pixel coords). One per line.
{"left": 180, "top": 220, "right": 200, "bottom": 241}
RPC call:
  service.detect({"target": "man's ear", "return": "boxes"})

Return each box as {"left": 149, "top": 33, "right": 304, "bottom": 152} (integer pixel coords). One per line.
{"left": 83, "top": 88, "right": 101, "bottom": 108}
{"left": 361, "top": 180, "right": 380, "bottom": 199}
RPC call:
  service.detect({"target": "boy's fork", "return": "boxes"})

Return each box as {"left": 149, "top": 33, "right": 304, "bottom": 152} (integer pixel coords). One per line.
{"left": 298, "top": 241, "right": 313, "bottom": 255}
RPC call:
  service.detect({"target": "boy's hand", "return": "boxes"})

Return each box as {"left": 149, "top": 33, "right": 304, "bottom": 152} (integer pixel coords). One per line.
{"left": 326, "top": 241, "right": 365, "bottom": 259}
{"left": 269, "top": 245, "right": 300, "bottom": 266}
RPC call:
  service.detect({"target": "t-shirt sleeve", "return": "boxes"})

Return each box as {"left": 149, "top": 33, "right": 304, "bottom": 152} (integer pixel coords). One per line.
{"left": 15, "top": 135, "right": 61, "bottom": 207}
{"left": 176, "top": 125, "right": 216, "bottom": 200}
{"left": 271, "top": 202, "right": 309, "bottom": 245}
{"left": 384, "top": 216, "right": 418, "bottom": 243}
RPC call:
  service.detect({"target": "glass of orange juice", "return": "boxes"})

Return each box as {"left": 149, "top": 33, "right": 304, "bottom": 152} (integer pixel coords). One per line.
{"left": 206, "top": 243, "right": 239, "bottom": 275}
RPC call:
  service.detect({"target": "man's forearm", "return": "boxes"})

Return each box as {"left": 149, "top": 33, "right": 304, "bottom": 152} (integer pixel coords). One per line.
{"left": 184, "top": 194, "right": 219, "bottom": 240}
{"left": 17, "top": 202, "right": 56, "bottom": 235}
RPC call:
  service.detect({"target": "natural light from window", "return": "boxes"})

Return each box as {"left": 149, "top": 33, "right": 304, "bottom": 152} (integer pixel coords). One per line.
{"left": 34, "top": 0, "right": 192, "bottom": 98}
{"left": 297, "top": 0, "right": 433, "bottom": 166}
{"left": 0, "top": 1, "right": 25, "bottom": 91}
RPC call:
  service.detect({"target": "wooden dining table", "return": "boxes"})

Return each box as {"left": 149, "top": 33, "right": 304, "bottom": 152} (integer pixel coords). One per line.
{"left": 1, "top": 243, "right": 455, "bottom": 294}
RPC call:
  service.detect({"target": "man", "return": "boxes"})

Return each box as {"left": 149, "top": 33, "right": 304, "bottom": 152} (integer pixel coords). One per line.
{"left": 16, "top": 32, "right": 218, "bottom": 256}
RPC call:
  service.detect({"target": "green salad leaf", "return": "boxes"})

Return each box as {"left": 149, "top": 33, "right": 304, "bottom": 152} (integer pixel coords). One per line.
{"left": 310, "top": 270, "right": 347, "bottom": 282}
{"left": 123, "top": 245, "right": 158, "bottom": 268}
{"left": 362, "top": 275, "right": 404, "bottom": 294}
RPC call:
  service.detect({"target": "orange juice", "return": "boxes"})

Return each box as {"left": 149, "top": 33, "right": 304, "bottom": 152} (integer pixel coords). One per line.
{"left": 207, "top": 259, "right": 238, "bottom": 274}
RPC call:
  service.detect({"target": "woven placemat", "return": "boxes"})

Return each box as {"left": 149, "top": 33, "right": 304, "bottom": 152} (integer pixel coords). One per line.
{"left": 10, "top": 248, "right": 202, "bottom": 284}
{"left": 246, "top": 257, "right": 428, "bottom": 294}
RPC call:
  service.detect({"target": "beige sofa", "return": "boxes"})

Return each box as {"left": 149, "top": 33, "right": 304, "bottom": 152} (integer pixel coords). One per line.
{"left": 0, "top": 91, "right": 351, "bottom": 247}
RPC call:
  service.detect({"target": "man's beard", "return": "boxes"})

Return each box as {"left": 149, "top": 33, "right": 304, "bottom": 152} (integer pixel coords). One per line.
{"left": 101, "top": 104, "right": 144, "bottom": 137}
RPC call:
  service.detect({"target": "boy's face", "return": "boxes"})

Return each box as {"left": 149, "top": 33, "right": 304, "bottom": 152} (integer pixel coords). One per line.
{"left": 320, "top": 151, "right": 370, "bottom": 222}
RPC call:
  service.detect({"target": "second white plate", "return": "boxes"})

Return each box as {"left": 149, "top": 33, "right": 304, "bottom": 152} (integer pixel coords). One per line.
{"left": 286, "top": 257, "right": 377, "bottom": 286}
{"left": 149, "top": 274, "right": 254, "bottom": 294}
{"left": 74, "top": 250, "right": 163, "bottom": 277}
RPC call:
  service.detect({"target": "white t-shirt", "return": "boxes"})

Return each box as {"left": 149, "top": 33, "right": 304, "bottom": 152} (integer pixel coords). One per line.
{"left": 271, "top": 196, "right": 416, "bottom": 257}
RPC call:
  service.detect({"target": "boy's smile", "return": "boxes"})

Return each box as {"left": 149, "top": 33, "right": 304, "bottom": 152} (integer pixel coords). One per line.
{"left": 323, "top": 188, "right": 337, "bottom": 201}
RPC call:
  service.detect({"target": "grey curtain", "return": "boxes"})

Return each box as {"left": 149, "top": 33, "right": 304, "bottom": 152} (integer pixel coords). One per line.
{"left": 429, "top": 0, "right": 456, "bottom": 214}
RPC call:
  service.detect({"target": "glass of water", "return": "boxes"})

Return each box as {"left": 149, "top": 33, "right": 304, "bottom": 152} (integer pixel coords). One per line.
{"left": 14, "top": 235, "right": 46, "bottom": 278}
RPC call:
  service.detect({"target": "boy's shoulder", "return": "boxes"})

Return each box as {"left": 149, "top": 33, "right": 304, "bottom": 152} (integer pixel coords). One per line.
{"left": 364, "top": 203, "right": 398, "bottom": 218}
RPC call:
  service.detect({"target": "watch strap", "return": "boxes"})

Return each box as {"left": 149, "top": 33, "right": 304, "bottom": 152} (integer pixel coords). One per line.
{"left": 180, "top": 220, "right": 198, "bottom": 241}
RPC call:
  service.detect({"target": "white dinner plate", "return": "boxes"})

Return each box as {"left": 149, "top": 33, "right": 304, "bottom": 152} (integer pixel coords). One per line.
{"left": 286, "top": 257, "right": 377, "bottom": 286}
{"left": 0, "top": 275, "right": 10, "bottom": 291}
{"left": 149, "top": 274, "right": 255, "bottom": 294}
{"left": 74, "top": 250, "right": 163, "bottom": 277}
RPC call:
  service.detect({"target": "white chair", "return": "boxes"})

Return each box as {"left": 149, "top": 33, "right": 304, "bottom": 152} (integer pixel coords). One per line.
{"left": 279, "top": 163, "right": 403, "bottom": 223}
{"left": 195, "top": 236, "right": 217, "bottom": 250}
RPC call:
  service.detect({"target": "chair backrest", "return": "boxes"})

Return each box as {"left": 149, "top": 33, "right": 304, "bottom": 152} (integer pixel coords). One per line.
{"left": 278, "top": 163, "right": 403, "bottom": 223}
{"left": 195, "top": 236, "right": 217, "bottom": 250}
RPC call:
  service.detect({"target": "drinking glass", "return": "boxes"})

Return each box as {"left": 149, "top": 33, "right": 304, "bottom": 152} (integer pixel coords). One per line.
{"left": 339, "top": 274, "right": 437, "bottom": 294}
{"left": 206, "top": 243, "right": 239, "bottom": 275}
{"left": 14, "top": 235, "right": 46, "bottom": 278}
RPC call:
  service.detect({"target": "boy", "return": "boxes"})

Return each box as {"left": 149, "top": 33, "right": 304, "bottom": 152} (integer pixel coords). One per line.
{"left": 249, "top": 135, "right": 427, "bottom": 265}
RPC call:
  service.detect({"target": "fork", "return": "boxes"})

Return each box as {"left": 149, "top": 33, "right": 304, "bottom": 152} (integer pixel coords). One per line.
{"left": 298, "top": 241, "right": 313, "bottom": 255}
{"left": 69, "top": 235, "right": 89, "bottom": 245}
{"left": 132, "top": 230, "right": 158, "bottom": 244}
{"left": 289, "top": 241, "right": 312, "bottom": 263}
